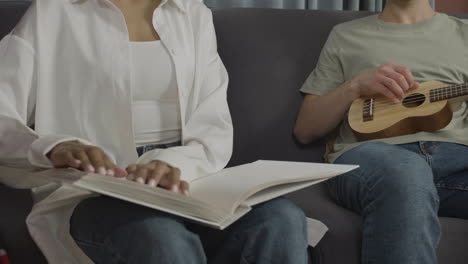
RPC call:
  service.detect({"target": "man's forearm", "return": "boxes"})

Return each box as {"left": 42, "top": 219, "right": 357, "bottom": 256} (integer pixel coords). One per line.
{"left": 294, "top": 80, "right": 358, "bottom": 144}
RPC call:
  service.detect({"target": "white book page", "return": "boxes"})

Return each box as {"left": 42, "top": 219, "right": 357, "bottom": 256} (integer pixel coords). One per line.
{"left": 74, "top": 173, "right": 233, "bottom": 223}
{"left": 190, "top": 161, "right": 358, "bottom": 214}
{"left": 243, "top": 178, "right": 330, "bottom": 207}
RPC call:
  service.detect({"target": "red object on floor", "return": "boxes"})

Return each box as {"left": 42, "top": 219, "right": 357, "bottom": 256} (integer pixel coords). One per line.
{"left": 0, "top": 249, "right": 11, "bottom": 264}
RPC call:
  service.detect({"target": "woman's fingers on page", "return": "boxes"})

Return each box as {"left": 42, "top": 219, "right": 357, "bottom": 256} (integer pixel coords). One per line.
{"left": 147, "top": 162, "right": 170, "bottom": 188}
{"left": 160, "top": 167, "right": 181, "bottom": 193}
{"left": 102, "top": 157, "right": 114, "bottom": 176}
{"left": 102, "top": 158, "right": 125, "bottom": 177}
{"left": 179, "top": 181, "right": 190, "bottom": 196}
{"left": 64, "top": 152, "right": 81, "bottom": 168}
{"left": 148, "top": 168, "right": 165, "bottom": 187}
{"left": 101, "top": 157, "right": 126, "bottom": 178}
{"left": 135, "top": 167, "right": 150, "bottom": 184}
{"left": 86, "top": 147, "right": 106, "bottom": 175}
{"left": 126, "top": 164, "right": 137, "bottom": 173}
{"left": 113, "top": 166, "right": 128, "bottom": 178}
{"left": 75, "top": 151, "right": 94, "bottom": 173}
{"left": 125, "top": 164, "right": 137, "bottom": 180}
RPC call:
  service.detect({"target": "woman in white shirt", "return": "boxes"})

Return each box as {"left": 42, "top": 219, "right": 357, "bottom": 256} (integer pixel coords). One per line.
{"left": 0, "top": 0, "right": 308, "bottom": 263}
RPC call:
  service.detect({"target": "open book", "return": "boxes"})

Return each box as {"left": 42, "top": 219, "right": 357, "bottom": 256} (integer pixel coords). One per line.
{"left": 0, "top": 160, "right": 357, "bottom": 229}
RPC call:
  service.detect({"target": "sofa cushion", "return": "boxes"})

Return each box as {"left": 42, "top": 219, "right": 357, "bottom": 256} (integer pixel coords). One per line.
{"left": 0, "top": 1, "right": 29, "bottom": 38}
{"left": 0, "top": 185, "right": 47, "bottom": 264}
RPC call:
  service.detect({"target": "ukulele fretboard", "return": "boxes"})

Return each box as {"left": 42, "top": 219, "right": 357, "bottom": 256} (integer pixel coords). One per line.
{"left": 430, "top": 83, "right": 468, "bottom": 102}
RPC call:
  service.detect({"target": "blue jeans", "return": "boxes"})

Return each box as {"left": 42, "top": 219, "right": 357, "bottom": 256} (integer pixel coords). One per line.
{"left": 328, "top": 141, "right": 468, "bottom": 264}
{"left": 70, "top": 143, "right": 308, "bottom": 264}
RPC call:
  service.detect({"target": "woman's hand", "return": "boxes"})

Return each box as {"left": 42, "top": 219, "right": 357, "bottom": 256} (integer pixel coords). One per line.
{"left": 48, "top": 140, "right": 127, "bottom": 177}
{"left": 348, "top": 63, "right": 420, "bottom": 103}
{"left": 126, "top": 161, "right": 189, "bottom": 196}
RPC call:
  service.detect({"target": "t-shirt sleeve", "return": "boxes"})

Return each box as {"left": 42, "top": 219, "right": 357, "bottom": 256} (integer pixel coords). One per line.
{"left": 463, "top": 19, "right": 468, "bottom": 83}
{"left": 300, "top": 28, "right": 345, "bottom": 96}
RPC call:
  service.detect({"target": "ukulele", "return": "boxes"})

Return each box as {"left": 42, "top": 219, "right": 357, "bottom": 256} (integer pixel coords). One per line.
{"left": 348, "top": 81, "right": 468, "bottom": 141}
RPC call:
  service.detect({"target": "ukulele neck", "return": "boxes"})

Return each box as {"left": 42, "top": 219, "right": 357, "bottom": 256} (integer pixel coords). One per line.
{"left": 430, "top": 83, "right": 468, "bottom": 102}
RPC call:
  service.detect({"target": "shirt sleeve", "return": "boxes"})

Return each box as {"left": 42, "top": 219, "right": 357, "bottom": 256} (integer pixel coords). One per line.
{"left": 0, "top": 7, "right": 103, "bottom": 169}
{"left": 136, "top": 6, "right": 233, "bottom": 182}
{"left": 300, "top": 28, "right": 345, "bottom": 96}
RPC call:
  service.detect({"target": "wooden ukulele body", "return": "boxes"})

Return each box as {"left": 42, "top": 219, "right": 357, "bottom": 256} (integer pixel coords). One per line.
{"left": 348, "top": 81, "right": 455, "bottom": 141}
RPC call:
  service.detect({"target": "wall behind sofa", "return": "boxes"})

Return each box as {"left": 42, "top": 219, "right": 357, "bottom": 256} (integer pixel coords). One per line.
{"left": 1, "top": 0, "right": 466, "bottom": 15}
{"left": 204, "top": 0, "right": 435, "bottom": 11}
{"left": 0, "top": 0, "right": 436, "bottom": 12}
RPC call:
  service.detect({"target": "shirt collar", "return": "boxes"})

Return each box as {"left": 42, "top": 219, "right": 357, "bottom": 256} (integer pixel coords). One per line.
{"left": 68, "top": 0, "right": 186, "bottom": 14}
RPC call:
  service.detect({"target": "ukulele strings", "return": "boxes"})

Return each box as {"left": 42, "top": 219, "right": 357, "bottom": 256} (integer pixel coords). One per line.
{"left": 368, "top": 90, "right": 468, "bottom": 111}
{"left": 348, "top": 84, "right": 468, "bottom": 122}
{"left": 371, "top": 84, "right": 468, "bottom": 106}
{"left": 363, "top": 86, "right": 468, "bottom": 111}
{"left": 372, "top": 85, "right": 468, "bottom": 106}
{"left": 367, "top": 91, "right": 468, "bottom": 112}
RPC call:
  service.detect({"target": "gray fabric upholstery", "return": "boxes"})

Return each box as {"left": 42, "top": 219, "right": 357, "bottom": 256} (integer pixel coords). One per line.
{"left": 212, "top": 8, "right": 468, "bottom": 264}
{"left": 219, "top": 8, "right": 374, "bottom": 168}
{"left": 0, "top": 185, "right": 46, "bottom": 263}
{"left": 0, "top": 2, "right": 48, "bottom": 264}
{"left": 0, "top": 1, "right": 28, "bottom": 37}
{"left": 1, "top": 2, "right": 467, "bottom": 263}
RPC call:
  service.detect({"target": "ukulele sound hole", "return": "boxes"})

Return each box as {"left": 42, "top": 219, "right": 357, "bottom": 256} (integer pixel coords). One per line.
{"left": 402, "top": 93, "right": 425, "bottom": 108}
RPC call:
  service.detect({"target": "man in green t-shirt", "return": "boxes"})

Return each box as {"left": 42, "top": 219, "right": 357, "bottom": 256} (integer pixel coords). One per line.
{"left": 295, "top": 0, "right": 468, "bottom": 263}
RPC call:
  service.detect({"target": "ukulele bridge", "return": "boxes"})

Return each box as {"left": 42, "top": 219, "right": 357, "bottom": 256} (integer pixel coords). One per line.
{"left": 363, "top": 98, "right": 374, "bottom": 122}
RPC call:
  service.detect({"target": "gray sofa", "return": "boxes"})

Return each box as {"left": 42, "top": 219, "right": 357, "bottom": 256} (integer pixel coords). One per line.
{"left": 1, "top": 2, "right": 468, "bottom": 263}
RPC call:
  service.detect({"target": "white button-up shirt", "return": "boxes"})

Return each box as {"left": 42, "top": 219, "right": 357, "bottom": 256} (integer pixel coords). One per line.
{"left": 0, "top": 0, "right": 233, "bottom": 262}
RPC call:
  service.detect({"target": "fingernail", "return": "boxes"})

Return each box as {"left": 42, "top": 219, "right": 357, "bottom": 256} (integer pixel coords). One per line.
{"left": 171, "top": 185, "right": 179, "bottom": 193}
{"left": 183, "top": 189, "right": 190, "bottom": 196}
{"left": 148, "top": 179, "right": 156, "bottom": 187}
{"left": 106, "top": 169, "right": 115, "bottom": 177}
{"left": 127, "top": 174, "right": 134, "bottom": 180}
{"left": 98, "top": 167, "right": 106, "bottom": 175}
{"left": 87, "top": 165, "right": 95, "bottom": 173}
{"left": 136, "top": 177, "right": 145, "bottom": 184}
{"left": 74, "top": 159, "right": 82, "bottom": 164}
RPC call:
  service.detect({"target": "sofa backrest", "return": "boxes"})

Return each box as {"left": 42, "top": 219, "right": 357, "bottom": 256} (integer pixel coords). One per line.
{"left": 213, "top": 8, "right": 374, "bottom": 166}
{"left": 0, "top": 1, "right": 29, "bottom": 38}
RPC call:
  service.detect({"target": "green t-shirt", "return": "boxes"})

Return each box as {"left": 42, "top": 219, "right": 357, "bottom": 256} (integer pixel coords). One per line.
{"left": 300, "top": 13, "right": 468, "bottom": 163}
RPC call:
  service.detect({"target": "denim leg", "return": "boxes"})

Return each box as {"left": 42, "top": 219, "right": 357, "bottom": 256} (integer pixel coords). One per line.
{"left": 429, "top": 142, "right": 468, "bottom": 219}
{"left": 188, "top": 198, "right": 308, "bottom": 264}
{"left": 328, "top": 142, "right": 440, "bottom": 264}
{"left": 70, "top": 196, "right": 206, "bottom": 264}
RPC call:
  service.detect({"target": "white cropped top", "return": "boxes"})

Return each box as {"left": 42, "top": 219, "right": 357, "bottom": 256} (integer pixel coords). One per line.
{"left": 129, "top": 41, "right": 182, "bottom": 146}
